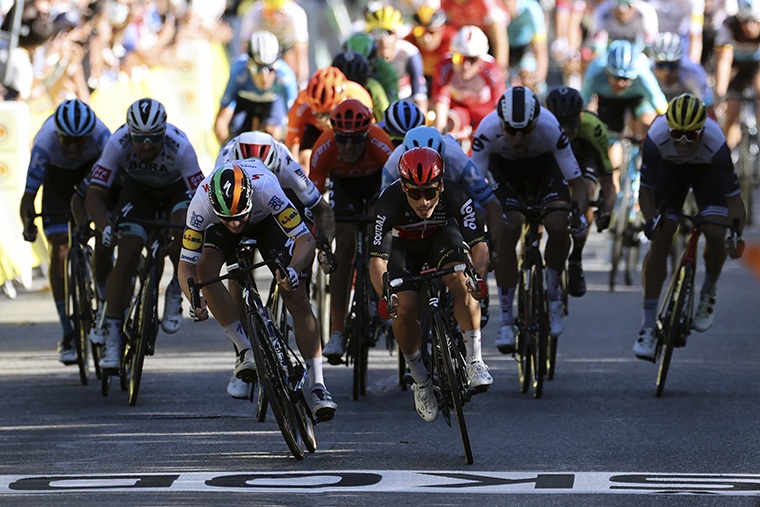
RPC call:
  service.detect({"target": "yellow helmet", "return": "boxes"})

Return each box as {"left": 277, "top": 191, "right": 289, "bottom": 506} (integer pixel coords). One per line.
{"left": 366, "top": 5, "right": 403, "bottom": 32}
{"left": 666, "top": 94, "right": 706, "bottom": 131}
{"left": 263, "top": 0, "right": 290, "bottom": 10}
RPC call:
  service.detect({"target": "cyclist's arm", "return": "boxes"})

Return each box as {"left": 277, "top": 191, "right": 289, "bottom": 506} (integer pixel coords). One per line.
{"left": 713, "top": 44, "right": 734, "bottom": 98}
{"left": 310, "top": 198, "right": 335, "bottom": 244}
{"left": 70, "top": 191, "right": 88, "bottom": 229}
{"left": 639, "top": 135, "right": 661, "bottom": 221}
{"left": 369, "top": 257, "right": 388, "bottom": 298}
{"left": 287, "top": 229, "right": 316, "bottom": 275}
{"left": 84, "top": 183, "right": 112, "bottom": 233}
{"left": 470, "top": 240, "right": 489, "bottom": 279}
{"left": 483, "top": 196, "right": 503, "bottom": 258}
{"left": 20, "top": 145, "right": 50, "bottom": 224}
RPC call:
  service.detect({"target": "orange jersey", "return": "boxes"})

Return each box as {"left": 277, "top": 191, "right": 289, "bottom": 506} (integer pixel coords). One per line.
{"left": 285, "top": 82, "right": 374, "bottom": 148}
{"left": 404, "top": 25, "right": 458, "bottom": 77}
{"left": 308, "top": 125, "right": 393, "bottom": 193}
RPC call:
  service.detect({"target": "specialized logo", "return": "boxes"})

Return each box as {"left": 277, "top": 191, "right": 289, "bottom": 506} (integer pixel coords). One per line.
{"left": 278, "top": 207, "right": 301, "bottom": 228}
{"left": 182, "top": 229, "right": 203, "bottom": 251}
{"left": 459, "top": 198, "right": 477, "bottom": 230}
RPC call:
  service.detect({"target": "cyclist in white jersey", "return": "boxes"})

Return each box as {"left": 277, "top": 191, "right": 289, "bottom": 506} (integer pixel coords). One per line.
{"left": 588, "top": 0, "right": 659, "bottom": 58}
{"left": 177, "top": 160, "right": 337, "bottom": 420}
{"left": 647, "top": 0, "right": 705, "bottom": 62}
{"left": 471, "top": 87, "right": 589, "bottom": 353}
{"left": 85, "top": 98, "right": 206, "bottom": 371}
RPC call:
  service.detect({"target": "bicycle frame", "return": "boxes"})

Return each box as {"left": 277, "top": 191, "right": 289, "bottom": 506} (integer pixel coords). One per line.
{"left": 65, "top": 221, "right": 97, "bottom": 386}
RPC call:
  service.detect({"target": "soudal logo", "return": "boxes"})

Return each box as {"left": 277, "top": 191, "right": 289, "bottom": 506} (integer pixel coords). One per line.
{"left": 374, "top": 215, "right": 386, "bottom": 246}
{"left": 460, "top": 198, "right": 477, "bottom": 230}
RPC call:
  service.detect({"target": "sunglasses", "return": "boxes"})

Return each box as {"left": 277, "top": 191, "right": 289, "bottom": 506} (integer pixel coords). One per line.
{"left": 607, "top": 74, "right": 633, "bottom": 83}
{"left": 668, "top": 128, "right": 703, "bottom": 142}
{"left": 130, "top": 133, "right": 163, "bottom": 145}
{"left": 452, "top": 52, "right": 479, "bottom": 65}
{"left": 248, "top": 62, "right": 275, "bottom": 74}
{"left": 502, "top": 121, "right": 537, "bottom": 136}
{"left": 335, "top": 132, "right": 368, "bottom": 144}
{"left": 655, "top": 61, "right": 680, "bottom": 71}
{"left": 403, "top": 182, "right": 442, "bottom": 200}
{"left": 218, "top": 211, "right": 250, "bottom": 223}
{"left": 58, "top": 134, "right": 87, "bottom": 145}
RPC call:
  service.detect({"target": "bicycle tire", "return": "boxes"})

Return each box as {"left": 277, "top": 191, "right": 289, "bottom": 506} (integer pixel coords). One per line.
{"left": 738, "top": 131, "right": 755, "bottom": 226}
{"left": 67, "top": 251, "right": 89, "bottom": 385}
{"left": 433, "top": 311, "right": 473, "bottom": 464}
{"left": 530, "top": 265, "right": 547, "bottom": 399}
{"left": 609, "top": 186, "right": 630, "bottom": 291}
{"left": 547, "top": 334, "right": 558, "bottom": 381}
{"left": 516, "top": 268, "right": 531, "bottom": 393}
{"left": 247, "top": 314, "right": 304, "bottom": 460}
{"left": 128, "top": 267, "right": 158, "bottom": 406}
{"left": 656, "top": 263, "right": 692, "bottom": 397}
{"left": 92, "top": 342, "right": 102, "bottom": 380}
{"left": 293, "top": 393, "right": 317, "bottom": 453}
{"left": 101, "top": 370, "right": 110, "bottom": 396}
{"left": 255, "top": 381, "right": 268, "bottom": 422}
{"left": 349, "top": 265, "right": 369, "bottom": 400}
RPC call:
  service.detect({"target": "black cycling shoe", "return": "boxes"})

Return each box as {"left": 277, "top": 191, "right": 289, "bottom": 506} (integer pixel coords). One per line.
{"left": 568, "top": 262, "right": 586, "bottom": 297}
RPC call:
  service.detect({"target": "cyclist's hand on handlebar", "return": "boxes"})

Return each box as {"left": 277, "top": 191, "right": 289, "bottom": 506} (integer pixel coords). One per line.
{"left": 727, "top": 236, "right": 746, "bottom": 259}
{"left": 190, "top": 296, "right": 209, "bottom": 322}
{"left": 466, "top": 277, "right": 488, "bottom": 301}
{"left": 572, "top": 215, "right": 588, "bottom": 238}
{"left": 596, "top": 211, "right": 611, "bottom": 232}
{"left": 102, "top": 224, "right": 114, "bottom": 248}
{"left": 276, "top": 266, "right": 300, "bottom": 291}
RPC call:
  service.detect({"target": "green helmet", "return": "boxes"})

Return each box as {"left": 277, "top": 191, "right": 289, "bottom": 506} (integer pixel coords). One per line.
{"left": 343, "top": 32, "right": 378, "bottom": 64}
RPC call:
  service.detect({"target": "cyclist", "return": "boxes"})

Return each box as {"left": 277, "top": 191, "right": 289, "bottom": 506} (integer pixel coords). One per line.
{"left": 176, "top": 160, "right": 337, "bottom": 420}
{"left": 650, "top": 32, "right": 715, "bottom": 116}
{"left": 502, "top": 0, "right": 549, "bottom": 93}
{"left": 645, "top": 0, "right": 705, "bottom": 63}
{"left": 440, "top": 0, "right": 509, "bottom": 70}
{"left": 471, "top": 86, "right": 588, "bottom": 354}
{"left": 332, "top": 50, "right": 389, "bottom": 122}
{"left": 381, "top": 100, "right": 426, "bottom": 147}
{"left": 431, "top": 25, "right": 505, "bottom": 148}
{"left": 344, "top": 31, "right": 400, "bottom": 103}
{"left": 285, "top": 66, "right": 373, "bottom": 168}
{"left": 19, "top": 99, "right": 110, "bottom": 364}
{"left": 215, "top": 30, "right": 298, "bottom": 144}
{"left": 632, "top": 94, "right": 746, "bottom": 360}
{"left": 404, "top": 5, "right": 457, "bottom": 92}
{"left": 239, "top": 0, "right": 310, "bottom": 87}
{"left": 365, "top": 5, "right": 429, "bottom": 114}
{"left": 545, "top": 86, "right": 617, "bottom": 297}
{"left": 369, "top": 147, "right": 492, "bottom": 422}
{"left": 85, "top": 98, "right": 205, "bottom": 370}
{"left": 713, "top": 0, "right": 760, "bottom": 150}
{"left": 587, "top": 0, "right": 659, "bottom": 59}
{"left": 310, "top": 99, "right": 394, "bottom": 363}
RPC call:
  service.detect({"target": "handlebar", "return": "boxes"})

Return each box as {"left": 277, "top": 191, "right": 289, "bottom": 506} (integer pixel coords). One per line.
{"left": 316, "top": 237, "right": 337, "bottom": 274}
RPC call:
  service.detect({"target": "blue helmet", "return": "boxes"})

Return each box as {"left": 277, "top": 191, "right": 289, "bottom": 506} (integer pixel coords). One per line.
{"left": 402, "top": 126, "right": 446, "bottom": 156}
{"left": 384, "top": 101, "right": 425, "bottom": 139}
{"left": 54, "top": 99, "right": 96, "bottom": 137}
{"left": 605, "top": 40, "right": 639, "bottom": 80}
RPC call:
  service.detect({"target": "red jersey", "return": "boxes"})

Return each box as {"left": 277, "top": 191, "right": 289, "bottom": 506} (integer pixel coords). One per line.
{"left": 440, "top": 0, "right": 508, "bottom": 30}
{"left": 404, "top": 25, "right": 458, "bottom": 77}
{"left": 432, "top": 54, "right": 505, "bottom": 110}
{"left": 308, "top": 125, "right": 393, "bottom": 193}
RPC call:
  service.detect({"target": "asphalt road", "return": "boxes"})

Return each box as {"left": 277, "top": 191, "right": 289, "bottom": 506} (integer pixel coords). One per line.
{"left": 1, "top": 228, "right": 760, "bottom": 506}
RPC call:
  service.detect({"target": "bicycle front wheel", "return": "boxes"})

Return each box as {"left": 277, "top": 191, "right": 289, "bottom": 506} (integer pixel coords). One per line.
{"left": 348, "top": 266, "right": 370, "bottom": 400}
{"left": 530, "top": 265, "right": 547, "bottom": 399}
{"left": 128, "top": 269, "right": 158, "bottom": 406}
{"left": 247, "top": 314, "right": 304, "bottom": 460}
{"left": 67, "top": 251, "right": 89, "bottom": 385}
{"left": 656, "top": 264, "right": 692, "bottom": 397}
{"left": 516, "top": 269, "right": 531, "bottom": 393}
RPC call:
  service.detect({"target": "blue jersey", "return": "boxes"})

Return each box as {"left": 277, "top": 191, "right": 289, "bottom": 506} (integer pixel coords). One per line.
{"left": 220, "top": 56, "right": 298, "bottom": 110}
{"left": 507, "top": 0, "right": 547, "bottom": 48}
{"left": 581, "top": 52, "right": 668, "bottom": 114}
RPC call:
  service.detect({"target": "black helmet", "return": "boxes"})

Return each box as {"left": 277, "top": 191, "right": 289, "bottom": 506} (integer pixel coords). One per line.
{"left": 332, "top": 51, "right": 371, "bottom": 87}
{"left": 545, "top": 86, "right": 584, "bottom": 127}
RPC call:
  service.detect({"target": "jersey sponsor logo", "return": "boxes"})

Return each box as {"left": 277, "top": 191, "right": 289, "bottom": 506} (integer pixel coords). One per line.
{"left": 182, "top": 229, "right": 203, "bottom": 250}
{"left": 370, "top": 136, "right": 393, "bottom": 155}
{"left": 311, "top": 141, "right": 331, "bottom": 166}
{"left": 460, "top": 198, "right": 477, "bottom": 230}
{"left": 118, "top": 131, "right": 131, "bottom": 148}
{"left": 164, "top": 135, "right": 179, "bottom": 154}
{"left": 278, "top": 207, "right": 301, "bottom": 228}
{"left": 128, "top": 160, "right": 171, "bottom": 173}
{"left": 268, "top": 195, "right": 285, "bottom": 211}
{"left": 189, "top": 211, "right": 204, "bottom": 229}
{"left": 471, "top": 135, "right": 487, "bottom": 152}
{"left": 556, "top": 132, "right": 570, "bottom": 150}
{"left": 91, "top": 165, "right": 112, "bottom": 183}
{"left": 374, "top": 215, "right": 386, "bottom": 246}
{"left": 188, "top": 171, "right": 204, "bottom": 190}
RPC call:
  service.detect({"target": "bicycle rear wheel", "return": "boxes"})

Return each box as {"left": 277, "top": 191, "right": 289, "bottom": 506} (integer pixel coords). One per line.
{"left": 67, "top": 251, "right": 89, "bottom": 385}
{"left": 516, "top": 269, "right": 531, "bottom": 393}
{"left": 128, "top": 268, "right": 158, "bottom": 406}
{"left": 609, "top": 188, "right": 631, "bottom": 291}
{"left": 433, "top": 311, "right": 473, "bottom": 464}
{"left": 656, "top": 264, "right": 692, "bottom": 397}
{"left": 293, "top": 392, "right": 317, "bottom": 453}
{"left": 348, "top": 266, "right": 370, "bottom": 400}
{"left": 247, "top": 314, "right": 304, "bottom": 460}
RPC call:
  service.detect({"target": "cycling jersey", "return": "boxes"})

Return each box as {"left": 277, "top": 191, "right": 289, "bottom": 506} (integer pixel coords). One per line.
{"left": 373, "top": 58, "right": 400, "bottom": 103}
{"left": 372, "top": 178, "right": 485, "bottom": 257}
{"left": 90, "top": 124, "right": 204, "bottom": 191}
{"left": 589, "top": 0, "right": 659, "bottom": 51}
{"left": 181, "top": 159, "right": 310, "bottom": 265}
{"left": 652, "top": 58, "right": 715, "bottom": 105}
{"left": 471, "top": 110, "right": 583, "bottom": 181}
{"left": 404, "top": 25, "right": 458, "bottom": 78}
{"left": 441, "top": 0, "right": 508, "bottom": 30}
{"left": 285, "top": 82, "right": 374, "bottom": 149}
{"left": 308, "top": 124, "right": 394, "bottom": 193}
{"left": 646, "top": 0, "right": 704, "bottom": 37}
{"left": 366, "top": 77, "right": 390, "bottom": 122}
{"left": 573, "top": 110, "right": 614, "bottom": 176}
{"left": 507, "top": 0, "right": 547, "bottom": 48}
{"left": 715, "top": 16, "right": 760, "bottom": 62}
{"left": 381, "top": 135, "right": 496, "bottom": 205}
{"left": 239, "top": 1, "right": 308, "bottom": 51}
{"left": 220, "top": 56, "right": 298, "bottom": 110}
{"left": 216, "top": 138, "right": 322, "bottom": 210}
{"left": 25, "top": 115, "right": 111, "bottom": 195}
{"left": 386, "top": 39, "right": 428, "bottom": 103}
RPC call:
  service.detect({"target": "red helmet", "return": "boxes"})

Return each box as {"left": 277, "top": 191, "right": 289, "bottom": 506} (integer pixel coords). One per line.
{"left": 306, "top": 67, "right": 347, "bottom": 114}
{"left": 398, "top": 147, "right": 444, "bottom": 185}
{"left": 330, "top": 98, "right": 373, "bottom": 134}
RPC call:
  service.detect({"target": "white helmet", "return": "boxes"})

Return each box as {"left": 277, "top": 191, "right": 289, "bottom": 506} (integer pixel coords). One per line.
{"left": 451, "top": 25, "right": 489, "bottom": 58}
{"left": 248, "top": 30, "right": 281, "bottom": 66}
{"left": 497, "top": 86, "right": 541, "bottom": 130}
{"left": 232, "top": 131, "right": 279, "bottom": 170}
{"left": 651, "top": 32, "right": 683, "bottom": 63}
{"left": 738, "top": 0, "right": 760, "bottom": 21}
{"left": 126, "top": 98, "right": 167, "bottom": 135}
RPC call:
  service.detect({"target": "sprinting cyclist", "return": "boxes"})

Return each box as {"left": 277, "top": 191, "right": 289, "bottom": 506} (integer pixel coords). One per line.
{"left": 369, "top": 147, "right": 492, "bottom": 422}
{"left": 215, "top": 30, "right": 298, "bottom": 144}
{"left": 471, "top": 87, "right": 589, "bottom": 354}
{"left": 19, "top": 99, "right": 110, "bottom": 363}
{"left": 177, "top": 160, "right": 337, "bottom": 420}
{"left": 85, "top": 98, "right": 205, "bottom": 370}
{"left": 343, "top": 31, "right": 400, "bottom": 103}
{"left": 502, "top": 0, "right": 549, "bottom": 93}
{"left": 587, "top": 0, "right": 659, "bottom": 59}
{"left": 645, "top": 0, "right": 705, "bottom": 63}
{"left": 332, "top": 50, "right": 389, "bottom": 122}
{"left": 545, "top": 86, "right": 617, "bottom": 297}
{"left": 404, "top": 5, "right": 457, "bottom": 92}
{"left": 440, "top": 0, "right": 509, "bottom": 70}
{"left": 632, "top": 94, "right": 745, "bottom": 360}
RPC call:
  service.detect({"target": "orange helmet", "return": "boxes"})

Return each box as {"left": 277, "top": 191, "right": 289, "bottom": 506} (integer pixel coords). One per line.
{"left": 330, "top": 99, "right": 373, "bottom": 134}
{"left": 306, "top": 67, "right": 348, "bottom": 114}
{"left": 399, "top": 147, "right": 444, "bottom": 186}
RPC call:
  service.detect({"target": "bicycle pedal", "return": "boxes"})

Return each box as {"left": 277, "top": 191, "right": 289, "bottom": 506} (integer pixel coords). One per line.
{"left": 634, "top": 353, "right": 657, "bottom": 364}
{"left": 315, "top": 407, "right": 335, "bottom": 422}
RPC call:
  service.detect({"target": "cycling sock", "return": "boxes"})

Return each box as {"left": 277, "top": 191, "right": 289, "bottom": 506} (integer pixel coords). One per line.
{"left": 569, "top": 236, "right": 586, "bottom": 263}
{"left": 462, "top": 329, "right": 481, "bottom": 361}
{"left": 55, "top": 300, "right": 74, "bottom": 336}
{"left": 223, "top": 320, "right": 251, "bottom": 352}
{"left": 701, "top": 273, "right": 719, "bottom": 298}
{"left": 498, "top": 287, "right": 515, "bottom": 327}
{"left": 642, "top": 299, "right": 658, "bottom": 329}
{"left": 404, "top": 349, "right": 429, "bottom": 384}
{"left": 106, "top": 318, "right": 123, "bottom": 347}
{"left": 546, "top": 268, "right": 562, "bottom": 301}
{"left": 304, "top": 357, "right": 324, "bottom": 392}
